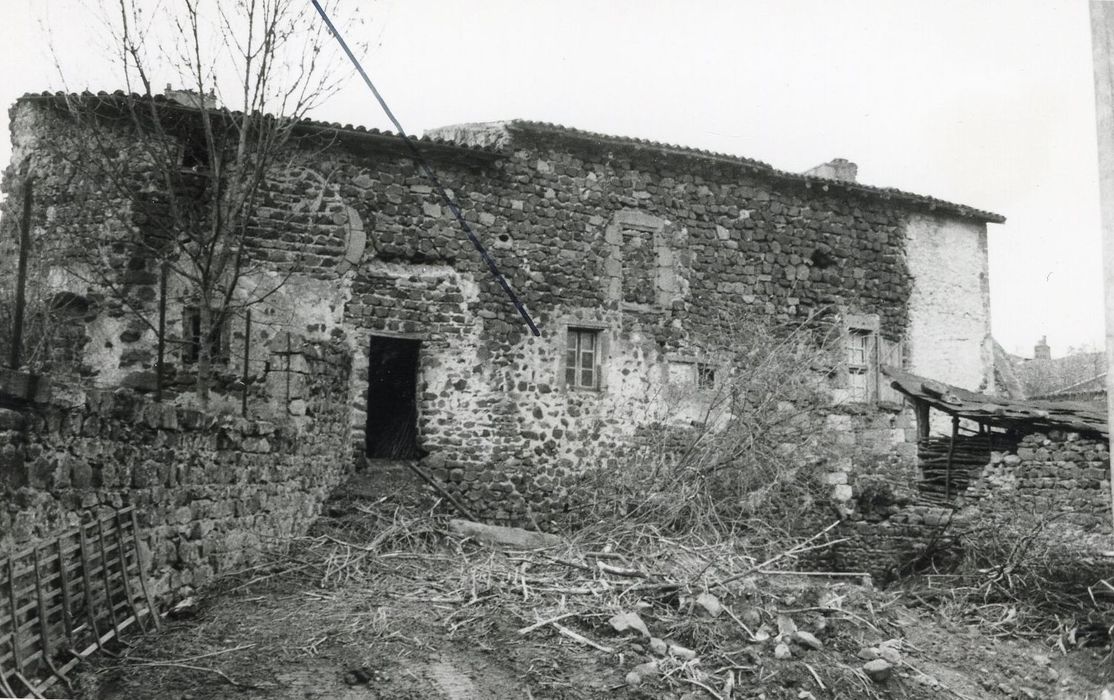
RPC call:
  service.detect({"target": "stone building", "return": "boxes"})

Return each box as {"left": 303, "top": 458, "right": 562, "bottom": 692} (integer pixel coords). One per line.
{"left": 2, "top": 91, "right": 1006, "bottom": 523}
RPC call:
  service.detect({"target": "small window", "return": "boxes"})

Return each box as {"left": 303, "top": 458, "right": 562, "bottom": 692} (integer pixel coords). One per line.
{"left": 565, "top": 328, "right": 601, "bottom": 390}
{"left": 621, "top": 229, "right": 655, "bottom": 305}
{"left": 183, "top": 307, "right": 228, "bottom": 364}
{"left": 180, "top": 133, "right": 211, "bottom": 173}
{"left": 847, "top": 328, "right": 874, "bottom": 401}
{"left": 697, "top": 363, "right": 716, "bottom": 390}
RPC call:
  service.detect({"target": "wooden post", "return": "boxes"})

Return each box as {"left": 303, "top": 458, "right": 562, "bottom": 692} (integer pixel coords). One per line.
{"left": 1089, "top": 0, "right": 1114, "bottom": 529}
{"left": 944, "top": 415, "right": 960, "bottom": 499}
{"left": 914, "top": 400, "right": 931, "bottom": 441}
{"left": 8, "top": 177, "right": 33, "bottom": 369}
{"left": 156, "top": 262, "right": 168, "bottom": 402}
{"left": 241, "top": 310, "right": 251, "bottom": 417}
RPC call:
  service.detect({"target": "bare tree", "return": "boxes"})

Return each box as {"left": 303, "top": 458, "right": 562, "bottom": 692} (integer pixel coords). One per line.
{"left": 26, "top": 0, "right": 363, "bottom": 405}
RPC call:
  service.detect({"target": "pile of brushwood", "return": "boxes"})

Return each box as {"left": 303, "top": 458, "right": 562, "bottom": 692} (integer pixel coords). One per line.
{"left": 265, "top": 494, "right": 941, "bottom": 699}
{"left": 570, "top": 310, "right": 845, "bottom": 546}
{"left": 900, "top": 491, "right": 1114, "bottom": 648}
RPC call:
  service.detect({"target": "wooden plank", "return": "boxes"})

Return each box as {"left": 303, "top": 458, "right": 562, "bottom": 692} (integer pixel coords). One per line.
{"left": 33, "top": 547, "right": 69, "bottom": 689}
{"left": 7, "top": 557, "right": 23, "bottom": 676}
{"left": 0, "top": 506, "right": 147, "bottom": 696}
{"left": 76, "top": 524, "right": 103, "bottom": 652}
{"left": 95, "top": 518, "right": 121, "bottom": 640}
{"left": 0, "top": 663, "right": 15, "bottom": 697}
{"left": 56, "top": 537, "right": 75, "bottom": 642}
{"left": 113, "top": 510, "right": 145, "bottom": 633}
{"left": 130, "top": 509, "right": 160, "bottom": 630}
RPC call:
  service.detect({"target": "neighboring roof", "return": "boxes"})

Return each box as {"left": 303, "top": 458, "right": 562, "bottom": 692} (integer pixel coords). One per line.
{"left": 1013, "top": 350, "right": 1107, "bottom": 400}
{"left": 992, "top": 339, "right": 1026, "bottom": 400}
{"left": 1032, "top": 372, "right": 1108, "bottom": 400}
{"left": 451, "top": 120, "right": 1006, "bottom": 224}
{"left": 883, "top": 365, "right": 1108, "bottom": 437}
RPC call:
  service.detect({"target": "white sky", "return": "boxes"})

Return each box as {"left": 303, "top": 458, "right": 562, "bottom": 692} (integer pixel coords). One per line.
{"left": 0, "top": 1, "right": 1105, "bottom": 359}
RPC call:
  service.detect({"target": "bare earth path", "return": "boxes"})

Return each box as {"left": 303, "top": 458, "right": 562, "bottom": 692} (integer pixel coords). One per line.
{"left": 79, "top": 466, "right": 1113, "bottom": 700}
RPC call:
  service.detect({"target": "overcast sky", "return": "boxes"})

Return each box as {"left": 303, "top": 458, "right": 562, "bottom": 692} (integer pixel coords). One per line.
{"left": 0, "top": 1, "right": 1104, "bottom": 359}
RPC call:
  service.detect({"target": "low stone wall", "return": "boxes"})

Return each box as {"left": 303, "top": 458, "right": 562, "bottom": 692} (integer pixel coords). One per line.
{"left": 0, "top": 340, "right": 351, "bottom": 603}
{"left": 832, "top": 429, "right": 1113, "bottom": 580}
{"left": 966, "top": 431, "right": 1111, "bottom": 531}
{"left": 835, "top": 505, "right": 958, "bottom": 581}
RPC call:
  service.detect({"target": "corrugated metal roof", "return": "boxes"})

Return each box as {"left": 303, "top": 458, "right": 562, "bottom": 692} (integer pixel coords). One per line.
{"left": 882, "top": 365, "right": 1108, "bottom": 437}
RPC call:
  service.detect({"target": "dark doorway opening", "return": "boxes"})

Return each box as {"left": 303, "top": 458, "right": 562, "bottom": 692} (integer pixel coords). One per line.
{"left": 365, "top": 336, "right": 422, "bottom": 459}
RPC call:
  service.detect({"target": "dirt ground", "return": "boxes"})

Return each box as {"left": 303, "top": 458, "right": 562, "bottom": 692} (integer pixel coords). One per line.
{"left": 75, "top": 467, "right": 1114, "bottom": 700}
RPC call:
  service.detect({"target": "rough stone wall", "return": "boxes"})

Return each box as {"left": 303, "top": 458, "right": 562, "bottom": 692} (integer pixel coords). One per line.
{"left": 0, "top": 339, "right": 350, "bottom": 602}
{"left": 835, "top": 506, "right": 958, "bottom": 581}
{"left": 966, "top": 431, "right": 1112, "bottom": 531}
{"left": 832, "top": 429, "right": 1113, "bottom": 579}
{"left": 824, "top": 405, "right": 919, "bottom": 507}
{"left": 316, "top": 128, "right": 931, "bottom": 522}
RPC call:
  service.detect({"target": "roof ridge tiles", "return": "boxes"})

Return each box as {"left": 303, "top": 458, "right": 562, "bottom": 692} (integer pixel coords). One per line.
{"left": 14, "top": 92, "right": 1007, "bottom": 220}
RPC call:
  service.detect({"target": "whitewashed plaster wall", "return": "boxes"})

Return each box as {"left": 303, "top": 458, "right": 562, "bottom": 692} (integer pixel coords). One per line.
{"left": 904, "top": 213, "right": 996, "bottom": 394}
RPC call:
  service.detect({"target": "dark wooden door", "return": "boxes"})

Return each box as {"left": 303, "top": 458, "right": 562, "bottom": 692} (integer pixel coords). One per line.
{"left": 365, "top": 336, "right": 421, "bottom": 459}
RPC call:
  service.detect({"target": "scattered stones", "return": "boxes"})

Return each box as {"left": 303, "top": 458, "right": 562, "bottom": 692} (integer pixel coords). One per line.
{"left": 862, "top": 658, "right": 893, "bottom": 683}
{"left": 609, "top": 611, "right": 650, "bottom": 637}
{"left": 794, "top": 630, "right": 823, "bottom": 650}
{"left": 668, "top": 643, "right": 697, "bottom": 661}
{"left": 879, "top": 645, "right": 902, "bottom": 664}
{"left": 776, "top": 614, "right": 798, "bottom": 637}
{"left": 740, "top": 606, "right": 762, "bottom": 628}
{"left": 774, "top": 643, "right": 792, "bottom": 659}
{"left": 625, "top": 660, "right": 660, "bottom": 687}
{"left": 695, "top": 592, "right": 723, "bottom": 618}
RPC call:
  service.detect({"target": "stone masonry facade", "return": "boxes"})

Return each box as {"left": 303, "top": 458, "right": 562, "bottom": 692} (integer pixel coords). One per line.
{"left": 2, "top": 95, "right": 1005, "bottom": 527}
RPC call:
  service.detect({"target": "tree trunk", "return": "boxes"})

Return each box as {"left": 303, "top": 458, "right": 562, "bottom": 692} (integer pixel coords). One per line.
{"left": 197, "top": 301, "right": 211, "bottom": 408}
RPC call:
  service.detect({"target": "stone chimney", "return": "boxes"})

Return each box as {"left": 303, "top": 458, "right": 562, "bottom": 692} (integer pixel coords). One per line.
{"left": 1034, "top": 335, "right": 1051, "bottom": 360}
{"left": 164, "top": 84, "right": 219, "bottom": 110}
{"left": 802, "top": 158, "right": 858, "bottom": 183}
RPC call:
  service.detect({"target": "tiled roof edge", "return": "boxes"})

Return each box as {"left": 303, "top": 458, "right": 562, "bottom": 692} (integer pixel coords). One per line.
{"left": 14, "top": 91, "right": 504, "bottom": 157}
{"left": 505, "top": 119, "right": 1006, "bottom": 224}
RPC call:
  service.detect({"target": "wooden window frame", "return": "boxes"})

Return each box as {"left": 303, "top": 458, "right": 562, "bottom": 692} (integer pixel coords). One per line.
{"left": 847, "top": 328, "right": 875, "bottom": 402}
{"left": 565, "top": 327, "right": 603, "bottom": 391}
